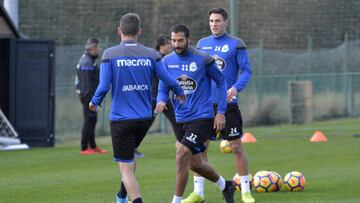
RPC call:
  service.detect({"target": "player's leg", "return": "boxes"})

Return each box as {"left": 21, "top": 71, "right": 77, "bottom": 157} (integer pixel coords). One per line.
{"left": 188, "top": 153, "right": 235, "bottom": 203}
{"left": 86, "top": 104, "right": 108, "bottom": 153}
{"left": 184, "top": 106, "right": 217, "bottom": 202}
{"left": 117, "top": 119, "right": 152, "bottom": 202}
{"left": 135, "top": 101, "right": 157, "bottom": 158}
{"left": 171, "top": 123, "right": 188, "bottom": 203}
{"left": 224, "top": 105, "right": 254, "bottom": 203}
{"left": 175, "top": 143, "right": 193, "bottom": 199}
{"left": 111, "top": 121, "right": 143, "bottom": 203}
{"left": 183, "top": 140, "right": 209, "bottom": 202}
{"left": 80, "top": 95, "right": 97, "bottom": 154}
{"left": 179, "top": 120, "right": 235, "bottom": 203}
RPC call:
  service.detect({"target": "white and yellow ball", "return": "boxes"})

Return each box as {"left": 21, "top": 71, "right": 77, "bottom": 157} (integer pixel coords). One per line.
{"left": 284, "top": 171, "right": 305, "bottom": 192}
{"left": 269, "top": 171, "right": 282, "bottom": 192}
{"left": 253, "top": 171, "right": 279, "bottom": 192}
{"left": 219, "top": 140, "right": 232, "bottom": 153}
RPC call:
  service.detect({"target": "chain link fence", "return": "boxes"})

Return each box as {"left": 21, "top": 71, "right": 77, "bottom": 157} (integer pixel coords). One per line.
{"left": 55, "top": 38, "right": 360, "bottom": 136}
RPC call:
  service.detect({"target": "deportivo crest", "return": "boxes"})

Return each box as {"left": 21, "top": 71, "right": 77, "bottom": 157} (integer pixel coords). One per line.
{"left": 221, "top": 44, "right": 229, "bottom": 52}
{"left": 176, "top": 74, "right": 197, "bottom": 94}
{"left": 213, "top": 55, "right": 226, "bottom": 71}
{"left": 189, "top": 62, "right": 198, "bottom": 72}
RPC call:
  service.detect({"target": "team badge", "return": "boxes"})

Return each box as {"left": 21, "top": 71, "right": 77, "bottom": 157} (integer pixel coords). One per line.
{"left": 221, "top": 44, "right": 229, "bottom": 52}
{"left": 189, "top": 62, "right": 198, "bottom": 72}
{"left": 177, "top": 74, "right": 197, "bottom": 94}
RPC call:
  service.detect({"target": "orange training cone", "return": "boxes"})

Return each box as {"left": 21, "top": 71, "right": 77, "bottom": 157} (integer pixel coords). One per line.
{"left": 241, "top": 132, "right": 257, "bottom": 143}
{"left": 310, "top": 131, "right": 328, "bottom": 142}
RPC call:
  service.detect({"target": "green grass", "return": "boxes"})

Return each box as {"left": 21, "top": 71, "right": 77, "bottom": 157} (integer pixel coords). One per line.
{"left": 1, "top": 118, "right": 360, "bottom": 203}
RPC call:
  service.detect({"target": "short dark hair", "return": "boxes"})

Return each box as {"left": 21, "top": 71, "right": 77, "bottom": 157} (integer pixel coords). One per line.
{"left": 170, "top": 24, "right": 190, "bottom": 38}
{"left": 85, "top": 38, "right": 100, "bottom": 50}
{"left": 208, "top": 8, "right": 228, "bottom": 20}
{"left": 120, "top": 13, "right": 140, "bottom": 36}
{"left": 156, "top": 35, "right": 170, "bottom": 51}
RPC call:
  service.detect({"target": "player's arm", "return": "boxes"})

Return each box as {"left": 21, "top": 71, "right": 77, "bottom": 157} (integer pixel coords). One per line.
{"left": 154, "top": 58, "right": 185, "bottom": 100}
{"left": 156, "top": 79, "right": 170, "bottom": 113}
{"left": 233, "top": 48, "right": 252, "bottom": 92}
{"left": 90, "top": 51, "right": 112, "bottom": 111}
{"left": 206, "top": 58, "right": 227, "bottom": 131}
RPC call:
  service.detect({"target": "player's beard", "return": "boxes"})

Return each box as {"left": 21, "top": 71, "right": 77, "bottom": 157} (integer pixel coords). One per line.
{"left": 174, "top": 42, "right": 188, "bottom": 55}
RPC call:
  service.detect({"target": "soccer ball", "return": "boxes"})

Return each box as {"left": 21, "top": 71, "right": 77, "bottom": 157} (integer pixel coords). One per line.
{"left": 254, "top": 170, "right": 268, "bottom": 177}
{"left": 269, "top": 171, "right": 282, "bottom": 191}
{"left": 284, "top": 171, "right": 305, "bottom": 192}
{"left": 253, "top": 171, "right": 279, "bottom": 192}
{"left": 233, "top": 173, "right": 253, "bottom": 192}
{"left": 219, "top": 140, "right": 232, "bottom": 153}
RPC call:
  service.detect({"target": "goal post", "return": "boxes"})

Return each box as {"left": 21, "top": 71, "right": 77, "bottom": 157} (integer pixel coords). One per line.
{"left": 0, "top": 109, "right": 29, "bottom": 150}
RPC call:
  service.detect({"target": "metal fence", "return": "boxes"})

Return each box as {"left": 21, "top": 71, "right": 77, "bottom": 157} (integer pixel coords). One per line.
{"left": 55, "top": 38, "right": 360, "bottom": 136}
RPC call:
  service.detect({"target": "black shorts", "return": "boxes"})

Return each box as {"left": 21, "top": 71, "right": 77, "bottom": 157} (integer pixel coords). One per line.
{"left": 175, "top": 119, "right": 213, "bottom": 154}
{"left": 210, "top": 104, "right": 243, "bottom": 141}
{"left": 110, "top": 119, "right": 152, "bottom": 162}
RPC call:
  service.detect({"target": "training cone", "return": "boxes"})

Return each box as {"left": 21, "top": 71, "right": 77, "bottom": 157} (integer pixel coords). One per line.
{"left": 241, "top": 132, "right": 257, "bottom": 143}
{"left": 310, "top": 131, "right": 328, "bottom": 142}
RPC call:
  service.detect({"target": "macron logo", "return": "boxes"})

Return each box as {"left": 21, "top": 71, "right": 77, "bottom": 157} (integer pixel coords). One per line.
{"left": 117, "top": 59, "right": 152, "bottom": 67}
{"left": 122, "top": 84, "right": 149, "bottom": 92}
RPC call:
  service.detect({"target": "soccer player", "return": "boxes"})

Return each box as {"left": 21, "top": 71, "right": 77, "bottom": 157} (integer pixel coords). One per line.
{"left": 116, "top": 35, "right": 176, "bottom": 201}
{"left": 150, "top": 35, "right": 177, "bottom": 131}
{"left": 183, "top": 8, "right": 255, "bottom": 203}
{"left": 75, "top": 38, "right": 107, "bottom": 155}
{"left": 89, "top": 13, "right": 185, "bottom": 203}
{"left": 156, "top": 24, "right": 235, "bottom": 203}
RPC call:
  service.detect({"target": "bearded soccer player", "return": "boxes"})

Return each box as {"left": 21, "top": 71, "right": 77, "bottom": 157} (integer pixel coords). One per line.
{"left": 89, "top": 13, "right": 185, "bottom": 203}
{"left": 183, "top": 8, "right": 255, "bottom": 203}
{"left": 156, "top": 24, "right": 236, "bottom": 203}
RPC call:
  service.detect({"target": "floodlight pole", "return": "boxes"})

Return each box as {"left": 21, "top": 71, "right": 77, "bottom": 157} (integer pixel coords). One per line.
{"left": 4, "top": 0, "right": 19, "bottom": 29}
{"left": 230, "top": 0, "right": 238, "bottom": 37}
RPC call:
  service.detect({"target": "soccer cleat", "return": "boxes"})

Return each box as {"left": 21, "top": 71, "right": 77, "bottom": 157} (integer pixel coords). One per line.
{"left": 241, "top": 192, "right": 255, "bottom": 203}
{"left": 222, "top": 181, "right": 235, "bottom": 203}
{"left": 93, "top": 147, "right": 107, "bottom": 154}
{"left": 116, "top": 193, "right": 128, "bottom": 203}
{"left": 181, "top": 192, "right": 205, "bottom": 203}
{"left": 80, "top": 148, "right": 97, "bottom": 155}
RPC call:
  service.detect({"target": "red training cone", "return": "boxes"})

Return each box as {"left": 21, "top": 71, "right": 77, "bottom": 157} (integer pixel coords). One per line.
{"left": 241, "top": 132, "right": 257, "bottom": 143}
{"left": 310, "top": 131, "right": 328, "bottom": 142}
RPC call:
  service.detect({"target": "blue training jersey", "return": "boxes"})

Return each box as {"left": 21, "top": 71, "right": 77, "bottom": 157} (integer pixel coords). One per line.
{"left": 197, "top": 33, "right": 252, "bottom": 104}
{"left": 91, "top": 40, "right": 184, "bottom": 121}
{"left": 157, "top": 46, "right": 227, "bottom": 123}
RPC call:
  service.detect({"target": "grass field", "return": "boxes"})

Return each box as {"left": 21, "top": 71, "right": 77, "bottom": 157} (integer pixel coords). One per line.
{"left": 1, "top": 118, "right": 360, "bottom": 203}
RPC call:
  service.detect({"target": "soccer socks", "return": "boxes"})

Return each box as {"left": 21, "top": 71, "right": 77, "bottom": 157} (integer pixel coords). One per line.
{"left": 133, "top": 198, "right": 143, "bottom": 203}
{"left": 171, "top": 195, "right": 182, "bottom": 203}
{"left": 239, "top": 175, "right": 251, "bottom": 193}
{"left": 118, "top": 182, "right": 127, "bottom": 198}
{"left": 194, "top": 176, "right": 205, "bottom": 197}
{"left": 215, "top": 176, "right": 226, "bottom": 191}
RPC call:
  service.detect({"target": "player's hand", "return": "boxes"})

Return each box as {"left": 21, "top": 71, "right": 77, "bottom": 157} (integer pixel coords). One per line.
{"left": 214, "top": 113, "right": 225, "bottom": 132}
{"left": 227, "top": 87, "right": 238, "bottom": 102}
{"left": 177, "top": 94, "right": 187, "bottom": 104}
{"left": 155, "top": 101, "right": 167, "bottom": 113}
{"left": 89, "top": 101, "right": 98, "bottom": 112}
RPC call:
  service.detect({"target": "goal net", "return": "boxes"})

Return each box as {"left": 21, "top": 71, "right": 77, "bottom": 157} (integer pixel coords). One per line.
{"left": 0, "top": 109, "right": 29, "bottom": 150}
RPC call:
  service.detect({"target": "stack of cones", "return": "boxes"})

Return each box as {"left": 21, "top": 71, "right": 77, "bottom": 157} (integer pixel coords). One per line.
{"left": 310, "top": 131, "right": 328, "bottom": 142}
{"left": 241, "top": 132, "right": 257, "bottom": 143}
